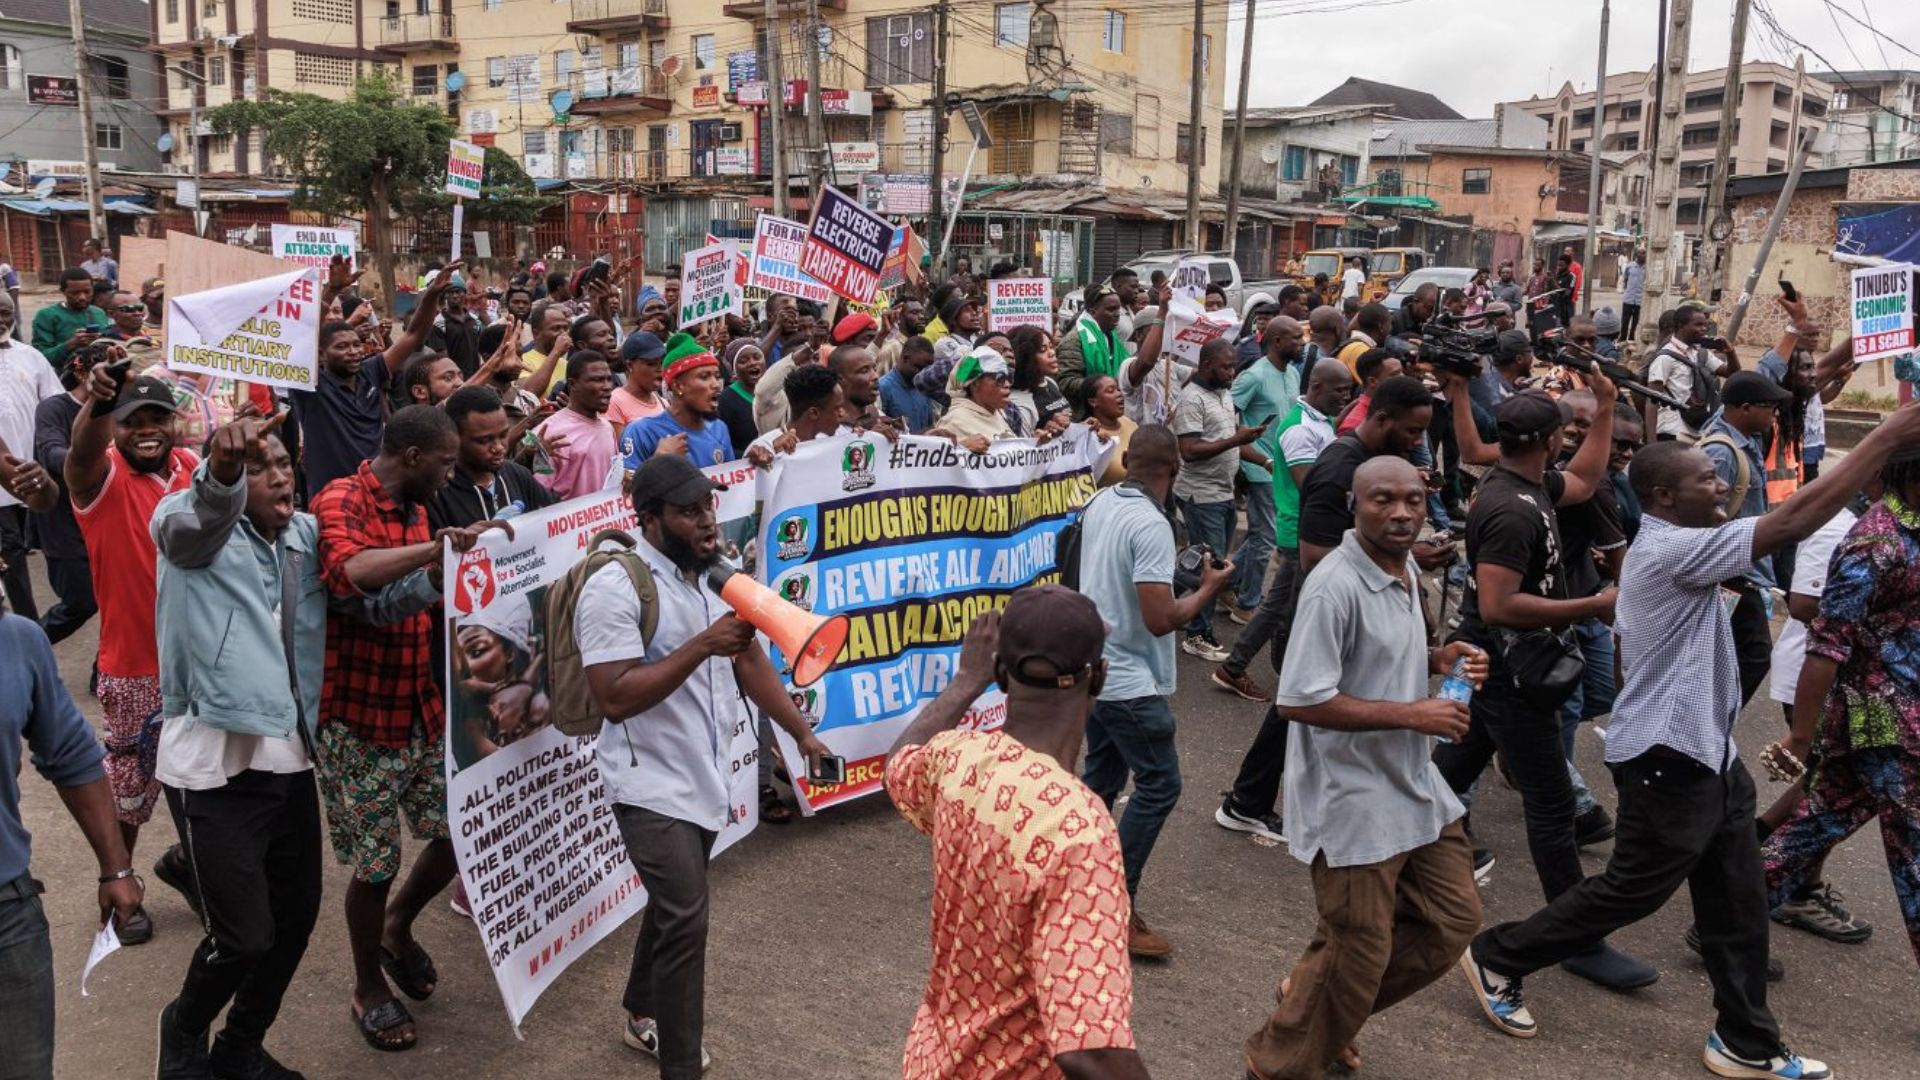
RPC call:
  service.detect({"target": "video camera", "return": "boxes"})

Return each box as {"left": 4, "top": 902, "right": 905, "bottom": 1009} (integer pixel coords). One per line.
{"left": 1542, "top": 338, "right": 1688, "bottom": 410}
{"left": 1410, "top": 318, "right": 1499, "bottom": 379}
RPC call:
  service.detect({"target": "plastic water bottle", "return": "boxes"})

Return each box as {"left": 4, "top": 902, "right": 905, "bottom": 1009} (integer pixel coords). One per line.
{"left": 1435, "top": 656, "right": 1473, "bottom": 743}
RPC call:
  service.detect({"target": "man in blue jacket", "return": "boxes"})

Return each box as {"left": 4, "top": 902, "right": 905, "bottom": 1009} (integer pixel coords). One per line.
{"left": 148, "top": 412, "right": 443, "bottom": 1078}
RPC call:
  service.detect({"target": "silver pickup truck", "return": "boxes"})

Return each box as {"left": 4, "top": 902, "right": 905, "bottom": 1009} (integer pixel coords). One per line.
{"left": 1059, "top": 250, "right": 1290, "bottom": 325}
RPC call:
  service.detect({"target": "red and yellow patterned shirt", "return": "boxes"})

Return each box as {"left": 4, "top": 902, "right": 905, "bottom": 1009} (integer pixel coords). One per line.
{"left": 887, "top": 730, "right": 1135, "bottom": 1079}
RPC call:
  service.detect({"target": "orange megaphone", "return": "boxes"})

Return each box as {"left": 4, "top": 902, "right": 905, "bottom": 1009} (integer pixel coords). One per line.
{"left": 706, "top": 565, "right": 849, "bottom": 687}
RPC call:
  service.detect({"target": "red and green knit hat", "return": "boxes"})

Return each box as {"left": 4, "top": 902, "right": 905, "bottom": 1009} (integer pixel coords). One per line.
{"left": 660, "top": 332, "right": 719, "bottom": 384}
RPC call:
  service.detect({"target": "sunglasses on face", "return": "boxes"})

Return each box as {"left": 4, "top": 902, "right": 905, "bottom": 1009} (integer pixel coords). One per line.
{"left": 115, "top": 304, "right": 146, "bottom": 314}
{"left": 1613, "top": 438, "right": 1642, "bottom": 451}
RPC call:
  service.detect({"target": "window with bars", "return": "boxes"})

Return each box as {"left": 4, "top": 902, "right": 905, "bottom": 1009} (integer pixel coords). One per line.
{"left": 987, "top": 104, "right": 1033, "bottom": 173}
{"left": 865, "top": 14, "right": 932, "bottom": 85}
{"left": 1175, "top": 123, "right": 1206, "bottom": 166}
{"left": 412, "top": 64, "right": 437, "bottom": 96}
{"left": 524, "top": 130, "right": 548, "bottom": 155}
{"left": 292, "top": 0, "right": 352, "bottom": 21}
{"left": 92, "top": 56, "right": 130, "bottom": 99}
{"left": 165, "top": 0, "right": 179, "bottom": 21}
{"left": 208, "top": 56, "right": 226, "bottom": 86}
{"left": 1282, "top": 145, "right": 1306, "bottom": 181}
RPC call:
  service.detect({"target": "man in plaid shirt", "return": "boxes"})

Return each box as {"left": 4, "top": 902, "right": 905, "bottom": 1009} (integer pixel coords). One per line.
{"left": 312, "top": 405, "right": 490, "bottom": 1053}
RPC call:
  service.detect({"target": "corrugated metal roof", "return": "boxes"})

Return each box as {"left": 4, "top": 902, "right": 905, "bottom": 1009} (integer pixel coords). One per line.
{"left": 0, "top": 0, "right": 149, "bottom": 33}
{"left": 0, "top": 198, "right": 152, "bottom": 216}
{"left": 1371, "top": 119, "right": 1504, "bottom": 155}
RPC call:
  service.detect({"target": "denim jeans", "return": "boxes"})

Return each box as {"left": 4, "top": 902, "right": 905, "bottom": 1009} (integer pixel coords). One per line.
{"left": 1177, "top": 498, "right": 1235, "bottom": 638}
{"left": 1558, "top": 616, "right": 1618, "bottom": 817}
{"left": 1229, "top": 482, "right": 1275, "bottom": 611}
{"left": 1410, "top": 439, "right": 1452, "bottom": 532}
{"left": 1083, "top": 696, "right": 1183, "bottom": 897}
{"left": 0, "top": 878, "right": 54, "bottom": 1080}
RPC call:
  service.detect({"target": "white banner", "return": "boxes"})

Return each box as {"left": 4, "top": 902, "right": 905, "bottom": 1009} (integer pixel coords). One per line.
{"left": 679, "top": 241, "right": 745, "bottom": 330}
{"left": 755, "top": 430, "right": 1108, "bottom": 811}
{"left": 1162, "top": 297, "right": 1237, "bottom": 365}
{"left": 444, "top": 484, "right": 759, "bottom": 1032}
{"left": 269, "top": 224, "right": 355, "bottom": 270}
{"left": 988, "top": 277, "right": 1052, "bottom": 332}
{"left": 1171, "top": 256, "right": 1211, "bottom": 306}
{"left": 163, "top": 269, "right": 321, "bottom": 391}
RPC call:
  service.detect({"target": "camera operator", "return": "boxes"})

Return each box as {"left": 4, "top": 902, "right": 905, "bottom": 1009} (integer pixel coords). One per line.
{"left": 1432, "top": 376, "right": 1660, "bottom": 991}
{"left": 1646, "top": 304, "right": 1739, "bottom": 444}
{"left": 1391, "top": 283, "right": 1441, "bottom": 338}
{"left": 1470, "top": 330, "right": 1535, "bottom": 418}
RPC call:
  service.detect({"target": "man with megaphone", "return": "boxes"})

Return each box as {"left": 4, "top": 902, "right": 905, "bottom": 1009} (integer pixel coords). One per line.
{"left": 573, "top": 454, "right": 833, "bottom": 1080}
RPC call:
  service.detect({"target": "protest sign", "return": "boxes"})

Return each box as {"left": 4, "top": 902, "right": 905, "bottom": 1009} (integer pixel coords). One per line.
{"left": 748, "top": 215, "right": 833, "bottom": 304}
{"left": 988, "top": 277, "right": 1052, "bottom": 331}
{"left": 1851, "top": 264, "right": 1916, "bottom": 364}
{"left": 799, "top": 186, "right": 891, "bottom": 304}
{"left": 679, "top": 241, "right": 745, "bottom": 329}
{"left": 705, "top": 233, "right": 750, "bottom": 291}
{"left": 877, "top": 226, "right": 910, "bottom": 292}
{"left": 164, "top": 269, "right": 321, "bottom": 391}
{"left": 444, "top": 481, "right": 759, "bottom": 1032}
{"left": 756, "top": 429, "right": 1109, "bottom": 811}
{"left": 1171, "top": 256, "right": 1211, "bottom": 305}
{"left": 446, "top": 138, "right": 486, "bottom": 198}
{"left": 1161, "top": 297, "right": 1237, "bottom": 364}
{"left": 269, "top": 223, "right": 355, "bottom": 270}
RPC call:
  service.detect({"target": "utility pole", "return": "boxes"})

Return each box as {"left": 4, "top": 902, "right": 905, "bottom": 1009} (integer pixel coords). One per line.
{"left": 169, "top": 63, "right": 208, "bottom": 237}
{"left": 69, "top": 0, "right": 108, "bottom": 243}
{"left": 765, "top": 0, "right": 789, "bottom": 215}
{"left": 927, "top": 0, "right": 951, "bottom": 281}
{"left": 1184, "top": 0, "right": 1207, "bottom": 249}
{"left": 1726, "top": 61, "right": 1810, "bottom": 343}
{"left": 1581, "top": 0, "right": 1609, "bottom": 315}
{"left": 1640, "top": 0, "right": 1693, "bottom": 341}
{"left": 1698, "top": 0, "right": 1751, "bottom": 302}
{"left": 1223, "top": 0, "right": 1255, "bottom": 259}
{"left": 803, "top": 0, "right": 827, "bottom": 198}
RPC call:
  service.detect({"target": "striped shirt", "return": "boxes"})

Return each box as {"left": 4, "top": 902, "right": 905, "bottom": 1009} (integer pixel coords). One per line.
{"left": 1606, "top": 514, "right": 1760, "bottom": 772}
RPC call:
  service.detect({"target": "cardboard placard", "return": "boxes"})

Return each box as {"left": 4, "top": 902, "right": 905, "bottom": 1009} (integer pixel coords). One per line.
{"left": 988, "top": 277, "right": 1053, "bottom": 332}
{"left": 746, "top": 215, "right": 833, "bottom": 304}
{"left": 679, "top": 241, "right": 744, "bottom": 329}
{"left": 269, "top": 224, "right": 355, "bottom": 270}
{"left": 446, "top": 138, "right": 485, "bottom": 198}
{"left": 799, "top": 186, "right": 891, "bottom": 304}
{"left": 164, "top": 269, "right": 322, "bottom": 391}
{"left": 1851, "top": 264, "right": 1916, "bottom": 364}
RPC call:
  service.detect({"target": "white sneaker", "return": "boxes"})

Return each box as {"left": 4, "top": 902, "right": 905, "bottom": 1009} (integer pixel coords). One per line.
{"left": 1704, "top": 1031, "right": 1831, "bottom": 1079}
{"left": 624, "top": 1015, "right": 712, "bottom": 1072}
{"left": 1181, "top": 635, "right": 1230, "bottom": 662}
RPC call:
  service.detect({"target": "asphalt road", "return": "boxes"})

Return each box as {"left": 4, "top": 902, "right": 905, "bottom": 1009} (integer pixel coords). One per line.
{"left": 18, "top": 556, "right": 1920, "bottom": 1080}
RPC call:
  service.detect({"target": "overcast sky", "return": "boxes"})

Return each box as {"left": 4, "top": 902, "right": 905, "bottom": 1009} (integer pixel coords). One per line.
{"left": 1227, "top": 0, "right": 1920, "bottom": 113}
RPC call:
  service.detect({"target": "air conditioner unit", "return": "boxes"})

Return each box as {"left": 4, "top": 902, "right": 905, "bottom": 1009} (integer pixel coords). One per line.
{"left": 718, "top": 122, "right": 742, "bottom": 142}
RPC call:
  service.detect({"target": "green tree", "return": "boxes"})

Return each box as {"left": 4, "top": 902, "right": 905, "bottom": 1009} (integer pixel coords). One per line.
{"left": 209, "top": 75, "right": 456, "bottom": 293}
{"left": 413, "top": 146, "right": 554, "bottom": 228}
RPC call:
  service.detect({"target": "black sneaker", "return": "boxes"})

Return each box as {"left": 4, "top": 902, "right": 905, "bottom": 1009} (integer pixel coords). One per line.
{"left": 153, "top": 844, "right": 203, "bottom": 923}
{"left": 155, "top": 1001, "right": 211, "bottom": 1080}
{"left": 1683, "top": 925, "right": 1785, "bottom": 982}
{"left": 1574, "top": 804, "right": 1616, "bottom": 847}
{"left": 208, "top": 1036, "right": 305, "bottom": 1080}
{"left": 1214, "top": 798, "right": 1285, "bottom": 843}
{"left": 1472, "top": 848, "right": 1496, "bottom": 884}
{"left": 116, "top": 904, "right": 155, "bottom": 946}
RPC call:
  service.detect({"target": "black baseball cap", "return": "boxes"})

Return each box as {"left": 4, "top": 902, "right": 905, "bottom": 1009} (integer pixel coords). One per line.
{"left": 621, "top": 331, "right": 667, "bottom": 364}
{"left": 630, "top": 454, "right": 724, "bottom": 506}
{"left": 997, "top": 585, "right": 1107, "bottom": 688}
{"left": 1495, "top": 389, "right": 1568, "bottom": 444}
{"left": 111, "top": 376, "right": 183, "bottom": 422}
{"left": 1721, "top": 370, "right": 1794, "bottom": 407}
{"left": 1496, "top": 329, "right": 1534, "bottom": 361}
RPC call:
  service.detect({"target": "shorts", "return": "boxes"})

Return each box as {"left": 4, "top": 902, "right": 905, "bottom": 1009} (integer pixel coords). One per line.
{"left": 97, "top": 675, "right": 163, "bottom": 826}
{"left": 315, "top": 719, "right": 449, "bottom": 884}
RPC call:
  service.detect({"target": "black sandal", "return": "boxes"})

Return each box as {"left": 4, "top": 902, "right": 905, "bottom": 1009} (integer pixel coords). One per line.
{"left": 760, "top": 785, "right": 794, "bottom": 825}
{"left": 380, "top": 943, "right": 438, "bottom": 1001}
{"left": 352, "top": 999, "right": 416, "bottom": 1052}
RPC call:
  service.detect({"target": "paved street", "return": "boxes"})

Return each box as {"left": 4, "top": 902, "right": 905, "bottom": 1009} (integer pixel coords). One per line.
{"left": 19, "top": 556, "right": 1920, "bottom": 1080}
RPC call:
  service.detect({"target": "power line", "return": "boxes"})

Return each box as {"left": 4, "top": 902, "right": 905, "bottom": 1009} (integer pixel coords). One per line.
{"left": 1752, "top": 0, "right": 1920, "bottom": 127}
{"left": 1819, "top": 0, "right": 1920, "bottom": 63}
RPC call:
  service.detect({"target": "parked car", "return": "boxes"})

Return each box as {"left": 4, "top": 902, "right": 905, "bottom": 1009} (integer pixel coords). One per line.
{"left": 1060, "top": 250, "right": 1288, "bottom": 326}
{"left": 1379, "top": 266, "right": 1479, "bottom": 311}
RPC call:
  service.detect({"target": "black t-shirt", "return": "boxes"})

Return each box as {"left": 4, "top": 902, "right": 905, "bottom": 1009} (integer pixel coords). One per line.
{"left": 1459, "top": 465, "right": 1568, "bottom": 639}
{"left": 717, "top": 384, "right": 758, "bottom": 461}
{"left": 1297, "top": 434, "right": 1376, "bottom": 549}
{"left": 1552, "top": 459, "right": 1624, "bottom": 597}
{"left": 427, "top": 461, "right": 557, "bottom": 532}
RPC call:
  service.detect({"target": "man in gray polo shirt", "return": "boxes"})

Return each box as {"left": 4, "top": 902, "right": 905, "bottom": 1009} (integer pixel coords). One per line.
{"left": 1461, "top": 409, "right": 1920, "bottom": 1079}
{"left": 577, "top": 455, "right": 830, "bottom": 1079}
{"left": 1242, "top": 456, "right": 1485, "bottom": 1080}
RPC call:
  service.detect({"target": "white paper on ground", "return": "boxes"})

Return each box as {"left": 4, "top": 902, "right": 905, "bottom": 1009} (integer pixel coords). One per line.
{"left": 80, "top": 921, "right": 121, "bottom": 997}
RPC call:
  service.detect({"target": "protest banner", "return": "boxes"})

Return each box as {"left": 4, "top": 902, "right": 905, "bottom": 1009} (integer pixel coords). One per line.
{"left": 756, "top": 429, "right": 1109, "bottom": 811}
{"left": 679, "top": 241, "right": 745, "bottom": 329}
{"left": 748, "top": 214, "right": 833, "bottom": 304}
{"left": 444, "top": 476, "right": 759, "bottom": 1032}
{"left": 446, "top": 138, "right": 486, "bottom": 198}
{"left": 269, "top": 223, "right": 356, "bottom": 270}
{"left": 799, "top": 186, "right": 891, "bottom": 304}
{"left": 1161, "top": 297, "right": 1237, "bottom": 364}
{"left": 1851, "top": 264, "right": 1916, "bottom": 364}
{"left": 1171, "top": 256, "right": 1211, "bottom": 305}
{"left": 164, "top": 269, "right": 321, "bottom": 391}
{"left": 988, "top": 277, "right": 1052, "bottom": 331}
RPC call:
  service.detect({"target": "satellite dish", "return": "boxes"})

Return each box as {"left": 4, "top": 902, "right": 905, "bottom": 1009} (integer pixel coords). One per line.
{"left": 445, "top": 70, "right": 466, "bottom": 93}
{"left": 658, "top": 54, "right": 682, "bottom": 79}
{"left": 550, "top": 89, "right": 575, "bottom": 117}
{"left": 156, "top": 132, "right": 175, "bottom": 152}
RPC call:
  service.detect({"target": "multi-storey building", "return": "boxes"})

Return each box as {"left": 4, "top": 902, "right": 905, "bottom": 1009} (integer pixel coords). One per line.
{"left": 1503, "top": 62, "right": 1831, "bottom": 232}
{"left": 0, "top": 0, "right": 163, "bottom": 177}
{"left": 1817, "top": 69, "right": 1920, "bottom": 166}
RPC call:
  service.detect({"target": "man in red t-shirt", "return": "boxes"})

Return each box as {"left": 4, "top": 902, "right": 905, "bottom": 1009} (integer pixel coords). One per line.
{"left": 66, "top": 359, "right": 196, "bottom": 945}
